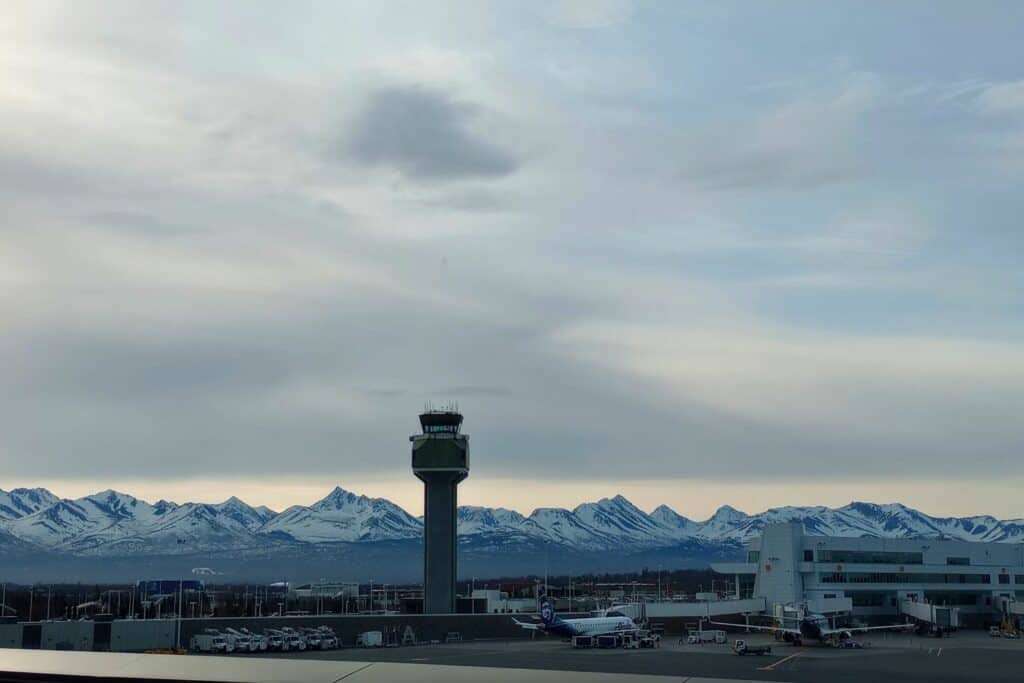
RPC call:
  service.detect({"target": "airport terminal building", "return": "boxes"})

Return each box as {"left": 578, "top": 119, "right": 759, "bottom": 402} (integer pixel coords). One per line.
{"left": 712, "top": 523, "right": 1024, "bottom": 627}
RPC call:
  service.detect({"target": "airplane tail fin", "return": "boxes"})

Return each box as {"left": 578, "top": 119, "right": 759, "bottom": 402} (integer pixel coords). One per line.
{"left": 539, "top": 589, "right": 557, "bottom": 627}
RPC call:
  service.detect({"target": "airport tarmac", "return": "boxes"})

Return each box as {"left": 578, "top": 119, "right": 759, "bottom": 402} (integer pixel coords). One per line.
{"left": 247, "top": 632, "right": 1024, "bottom": 683}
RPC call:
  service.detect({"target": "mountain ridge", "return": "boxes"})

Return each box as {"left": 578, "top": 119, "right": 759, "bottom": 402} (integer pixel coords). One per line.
{"left": 1, "top": 486, "right": 1022, "bottom": 559}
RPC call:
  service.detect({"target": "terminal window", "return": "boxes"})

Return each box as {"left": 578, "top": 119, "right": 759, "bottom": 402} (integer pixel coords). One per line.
{"left": 820, "top": 572, "right": 992, "bottom": 584}
{"left": 817, "top": 550, "right": 923, "bottom": 565}
{"left": 946, "top": 557, "right": 970, "bottom": 565}
{"left": 924, "top": 592, "right": 979, "bottom": 606}
{"left": 747, "top": 551, "right": 760, "bottom": 563}
{"left": 1017, "top": 575, "right": 1024, "bottom": 585}
{"left": 851, "top": 593, "right": 886, "bottom": 607}
{"left": 998, "top": 574, "right": 1010, "bottom": 584}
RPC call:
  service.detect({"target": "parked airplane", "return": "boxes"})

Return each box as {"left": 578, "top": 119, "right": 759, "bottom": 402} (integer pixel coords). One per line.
{"left": 512, "top": 592, "right": 640, "bottom": 638}
{"left": 706, "top": 605, "right": 912, "bottom": 645}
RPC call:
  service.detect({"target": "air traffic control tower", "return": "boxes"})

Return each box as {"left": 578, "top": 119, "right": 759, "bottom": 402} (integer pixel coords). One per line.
{"left": 411, "top": 408, "right": 469, "bottom": 614}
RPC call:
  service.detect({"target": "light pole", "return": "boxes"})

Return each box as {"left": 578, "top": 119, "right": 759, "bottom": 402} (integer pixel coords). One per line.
{"left": 544, "top": 540, "right": 550, "bottom": 597}
{"left": 176, "top": 580, "right": 183, "bottom": 650}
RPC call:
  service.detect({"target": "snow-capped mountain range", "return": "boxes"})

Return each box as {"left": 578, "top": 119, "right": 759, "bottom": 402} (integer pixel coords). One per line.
{"left": 1, "top": 486, "right": 1022, "bottom": 558}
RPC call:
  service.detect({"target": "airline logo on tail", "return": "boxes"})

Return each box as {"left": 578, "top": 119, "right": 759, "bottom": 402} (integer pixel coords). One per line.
{"left": 539, "top": 592, "right": 555, "bottom": 626}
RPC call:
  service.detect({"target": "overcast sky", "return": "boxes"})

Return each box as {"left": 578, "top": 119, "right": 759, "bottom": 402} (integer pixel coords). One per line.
{"left": 2, "top": 1, "right": 1023, "bottom": 519}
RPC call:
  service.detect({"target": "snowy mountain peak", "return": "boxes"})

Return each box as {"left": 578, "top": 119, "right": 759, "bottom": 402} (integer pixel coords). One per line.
{"left": 152, "top": 500, "right": 178, "bottom": 515}
{"left": 650, "top": 504, "right": 693, "bottom": 529}
{"left": 708, "top": 504, "right": 746, "bottom": 522}
{"left": 575, "top": 494, "right": 642, "bottom": 513}
{"left": 0, "top": 488, "right": 61, "bottom": 520}
{"left": 86, "top": 489, "right": 136, "bottom": 504}
{"left": 313, "top": 486, "right": 366, "bottom": 510}
{"left": 261, "top": 487, "right": 420, "bottom": 544}
{"left": 212, "top": 497, "right": 275, "bottom": 530}
{"left": 458, "top": 506, "right": 528, "bottom": 535}
{"left": 573, "top": 494, "right": 666, "bottom": 541}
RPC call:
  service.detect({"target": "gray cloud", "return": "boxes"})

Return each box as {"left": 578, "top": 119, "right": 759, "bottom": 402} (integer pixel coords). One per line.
{"left": 675, "top": 78, "right": 879, "bottom": 191}
{"left": 411, "top": 188, "right": 520, "bottom": 213}
{"left": 680, "top": 151, "right": 860, "bottom": 191}
{"left": 343, "top": 86, "right": 518, "bottom": 181}
{"left": 0, "top": 151, "right": 104, "bottom": 197}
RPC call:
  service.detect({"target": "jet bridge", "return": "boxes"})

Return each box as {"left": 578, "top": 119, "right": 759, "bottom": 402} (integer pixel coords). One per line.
{"left": 644, "top": 597, "right": 766, "bottom": 618}
{"left": 900, "top": 599, "right": 960, "bottom": 629}
{"left": 996, "top": 596, "right": 1024, "bottom": 619}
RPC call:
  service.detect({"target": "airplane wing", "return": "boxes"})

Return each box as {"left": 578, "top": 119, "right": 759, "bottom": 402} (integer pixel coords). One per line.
{"left": 821, "top": 623, "right": 914, "bottom": 636}
{"left": 510, "top": 617, "right": 542, "bottom": 631}
{"left": 593, "top": 628, "right": 645, "bottom": 636}
{"left": 705, "top": 618, "right": 801, "bottom": 636}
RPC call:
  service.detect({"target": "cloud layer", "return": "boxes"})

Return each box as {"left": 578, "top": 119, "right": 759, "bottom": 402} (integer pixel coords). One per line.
{"left": 1, "top": 2, "right": 1022, "bottom": 515}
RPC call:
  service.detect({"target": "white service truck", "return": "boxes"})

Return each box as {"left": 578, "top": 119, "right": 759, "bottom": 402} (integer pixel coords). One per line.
{"left": 189, "top": 632, "right": 230, "bottom": 653}
{"left": 223, "top": 628, "right": 257, "bottom": 652}
{"left": 314, "top": 626, "right": 339, "bottom": 649}
{"left": 239, "top": 628, "right": 268, "bottom": 651}
{"left": 687, "top": 630, "right": 727, "bottom": 645}
{"left": 264, "top": 629, "right": 289, "bottom": 651}
{"left": 279, "top": 627, "right": 308, "bottom": 650}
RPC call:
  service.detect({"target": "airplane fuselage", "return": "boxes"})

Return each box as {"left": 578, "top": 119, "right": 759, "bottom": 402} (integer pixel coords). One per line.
{"left": 515, "top": 592, "right": 639, "bottom": 639}
{"left": 544, "top": 616, "right": 636, "bottom": 638}
{"left": 790, "top": 614, "right": 846, "bottom": 643}
{"left": 799, "top": 617, "right": 825, "bottom": 642}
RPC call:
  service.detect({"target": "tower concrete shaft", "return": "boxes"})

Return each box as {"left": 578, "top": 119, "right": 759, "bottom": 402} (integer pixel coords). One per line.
{"left": 417, "top": 469, "right": 467, "bottom": 613}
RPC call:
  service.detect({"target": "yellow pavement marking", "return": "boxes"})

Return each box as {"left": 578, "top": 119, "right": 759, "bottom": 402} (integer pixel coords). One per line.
{"left": 757, "top": 651, "right": 803, "bottom": 671}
